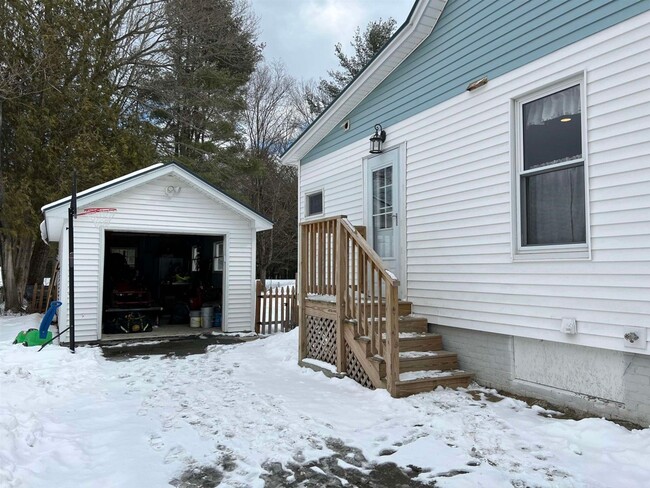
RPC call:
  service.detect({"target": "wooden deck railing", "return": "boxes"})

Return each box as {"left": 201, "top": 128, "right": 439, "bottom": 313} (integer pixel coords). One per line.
{"left": 299, "top": 215, "right": 400, "bottom": 395}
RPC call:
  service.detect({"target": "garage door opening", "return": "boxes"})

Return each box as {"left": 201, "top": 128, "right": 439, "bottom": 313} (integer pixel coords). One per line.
{"left": 102, "top": 232, "right": 224, "bottom": 338}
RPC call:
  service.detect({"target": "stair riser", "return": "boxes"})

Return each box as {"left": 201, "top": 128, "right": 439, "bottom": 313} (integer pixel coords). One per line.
{"left": 399, "top": 356, "right": 458, "bottom": 373}
{"left": 395, "top": 375, "right": 472, "bottom": 397}
{"left": 357, "top": 302, "right": 412, "bottom": 317}
{"left": 399, "top": 320, "right": 428, "bottom": 334}
{"left": 399, "top": 302, "right": 412, "bottom": 316}
{"left": 377, "top": 356, "right": 458, "bottom": 377}
{"left": 399, "top": 336, "right": 442, "bottom": 352}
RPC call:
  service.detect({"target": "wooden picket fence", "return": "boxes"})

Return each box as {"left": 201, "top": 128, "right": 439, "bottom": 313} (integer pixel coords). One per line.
{"left": 254, "top": 280, "right": 298, "bottom": 334}
{"left": 29, "top": 283, "right": 56, "bottom": 313}
{"left": 28, "top": 266, "right": 59, "bottom": 313}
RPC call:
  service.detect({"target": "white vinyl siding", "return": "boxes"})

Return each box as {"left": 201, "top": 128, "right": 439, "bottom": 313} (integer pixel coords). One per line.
{"left": 300, "top": 12, "right": 650, "bottom": 354}
{"left": 300, "top": 148, "right": 365, "bottom": 223}
{"left": 56, "top": 173, "right": 256, "bottom": 341}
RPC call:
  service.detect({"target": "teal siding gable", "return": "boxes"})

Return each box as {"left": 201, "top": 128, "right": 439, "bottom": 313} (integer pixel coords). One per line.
{"left": 302, "top": 0, "right": 650, "bottom": 164}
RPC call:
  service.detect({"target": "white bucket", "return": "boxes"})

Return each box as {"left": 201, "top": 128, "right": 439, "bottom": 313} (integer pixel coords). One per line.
{"left": 189, "top": 311, "right": 202, "bottom": 328}
{"left": 201, "top": 306, "right": 214, "bottom": 329}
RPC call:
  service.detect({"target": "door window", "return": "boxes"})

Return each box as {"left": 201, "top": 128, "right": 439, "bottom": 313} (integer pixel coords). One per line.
{"left": 372, "top": 165, "right": 394, "bottom": 258}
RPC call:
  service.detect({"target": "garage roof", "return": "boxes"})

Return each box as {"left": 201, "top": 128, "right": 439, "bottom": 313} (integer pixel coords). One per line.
{"left": 41, "top": 162, "right": 273, "bottom": 241}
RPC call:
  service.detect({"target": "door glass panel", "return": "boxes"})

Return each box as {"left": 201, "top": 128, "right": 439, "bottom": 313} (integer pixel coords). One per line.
{"left": 372, "top": 166, "right": 394, "bottom": 258}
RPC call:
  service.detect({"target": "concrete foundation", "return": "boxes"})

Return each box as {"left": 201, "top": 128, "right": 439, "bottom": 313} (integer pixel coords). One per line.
{"left": 432, "top": 324, "right": 650, "bottom": 426}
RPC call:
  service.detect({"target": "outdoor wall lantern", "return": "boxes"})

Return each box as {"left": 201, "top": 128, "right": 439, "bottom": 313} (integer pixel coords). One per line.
{"left": 369, "top": 124, "right": 386, "bottom": 154}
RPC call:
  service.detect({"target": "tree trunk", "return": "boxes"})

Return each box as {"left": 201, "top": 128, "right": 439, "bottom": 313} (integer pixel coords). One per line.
{"left": 0, "top": 234, "right": 36, "bottom": 312}
{"left": 258, "top": 264, "right": 267, "bottom": 285}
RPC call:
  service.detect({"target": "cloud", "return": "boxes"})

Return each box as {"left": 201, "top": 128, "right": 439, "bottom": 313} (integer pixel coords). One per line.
{"left": 250, "top": 0, "right": 413, "bottom": 80}
{"left": 299, "top": 0, "right": 364, "bottom": 40}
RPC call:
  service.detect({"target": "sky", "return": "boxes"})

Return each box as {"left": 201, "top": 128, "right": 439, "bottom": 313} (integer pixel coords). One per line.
{"left": 249, "top": 0, "right": 415, "bottom": 81}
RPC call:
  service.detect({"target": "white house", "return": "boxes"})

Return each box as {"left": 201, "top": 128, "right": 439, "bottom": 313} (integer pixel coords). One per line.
{"left": 41, "top": 163, "right": 272, "bottom": 342}
{"left": 283, "top": 0, "right": 650, "bottom": 424}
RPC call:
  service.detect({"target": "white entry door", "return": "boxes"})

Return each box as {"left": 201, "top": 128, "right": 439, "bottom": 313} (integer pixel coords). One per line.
{"left": 367, "top": 149, "right": 401, "bottom": 280}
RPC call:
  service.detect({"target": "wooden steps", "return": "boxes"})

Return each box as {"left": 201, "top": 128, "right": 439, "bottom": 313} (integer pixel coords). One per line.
{"left": 299, "top": 216, "right": 470, "bottom": 400}
{"left": 346, "top": 306, "right": 472, "bottom": 397}
{"left": 394, "top": 371, "right": 474, "bottom": 398}
{"left": 398, "top": 333, "right": 443, "bottom": 352}
{"left": 399, "top": 350, "right": 459, "bottom": 373}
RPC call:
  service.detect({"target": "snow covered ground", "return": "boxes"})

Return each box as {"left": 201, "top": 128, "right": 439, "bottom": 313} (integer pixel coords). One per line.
{"left": 1, "top": 313, "right": 649, "bottom": 488}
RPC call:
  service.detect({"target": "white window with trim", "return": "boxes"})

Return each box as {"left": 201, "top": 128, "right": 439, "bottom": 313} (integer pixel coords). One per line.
{"left": 305, "top": 190, "right": 323, "bottom": 217}
{"left": 213, "top": 241, "right": 224, "bottom": 271}
{"left": 514, "top": 78, "right": 588, "bottom": 258}
{"left": 110, "top": 247, "right": 136, "bottom": 268}
{"left": 191, "top": 245, "right": 200, "bottom": 271}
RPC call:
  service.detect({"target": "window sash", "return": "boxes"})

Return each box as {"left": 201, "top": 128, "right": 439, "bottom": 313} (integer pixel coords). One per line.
{"left": 306, "top": 192, "right": 323, "bottom": 216}
{"left": 522, "top": 84, "right": 582, "bottom": 170}
{"left": 520, "top": 163, "right": 586, "bottom": 246}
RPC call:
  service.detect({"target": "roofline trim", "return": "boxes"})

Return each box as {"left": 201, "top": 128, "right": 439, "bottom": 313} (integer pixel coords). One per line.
{"left": 280, "top": 0, "right": 447, "bottom": 165}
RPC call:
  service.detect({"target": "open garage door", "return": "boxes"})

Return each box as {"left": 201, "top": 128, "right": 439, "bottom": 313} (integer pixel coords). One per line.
{"left": 102, "top": 232, "right": 224, "bottom": 337}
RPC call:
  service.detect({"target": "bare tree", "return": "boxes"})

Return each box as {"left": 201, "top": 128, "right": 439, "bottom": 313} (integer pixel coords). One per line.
{"left": 244, "top": 62, "right": 300, "bottom": 156}
{"left": 239, "top": 62, "right": 301, "bottom": 281}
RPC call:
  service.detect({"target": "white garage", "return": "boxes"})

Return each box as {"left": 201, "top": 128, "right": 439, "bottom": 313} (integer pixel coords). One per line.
{"left": 41, "top": 163, "right": 272, "bottom": 342}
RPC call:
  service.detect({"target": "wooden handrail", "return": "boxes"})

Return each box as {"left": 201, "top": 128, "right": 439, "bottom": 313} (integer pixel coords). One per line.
{"left": 339, "top": 218, "right": 399, "bottom": 287}
{"left": 299, "top": 216, "right": 400, "bottom": 395}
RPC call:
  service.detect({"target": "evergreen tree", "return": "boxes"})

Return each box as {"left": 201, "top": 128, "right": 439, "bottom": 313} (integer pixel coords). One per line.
{"left": 143, "top": 0, "right": 261, "bottom": 168}
{"left": 305, "top": 18, "right": 397, "bottom": 117}
{"left": 0, "top": 0, "right": 158, "bottom": 311}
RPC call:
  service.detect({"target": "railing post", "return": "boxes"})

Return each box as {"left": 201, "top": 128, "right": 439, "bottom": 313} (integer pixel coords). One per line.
{"left": 254, "top": 280, "right": 262, "bottom": 334}
{"left": 385, "top": 282, "right": 400, "bottom": 396}
{"left": 335, "top": 219, "right": 347, "bottom": 373}
{"left": 298, "top": 225, "right": 309, "bottom": 361}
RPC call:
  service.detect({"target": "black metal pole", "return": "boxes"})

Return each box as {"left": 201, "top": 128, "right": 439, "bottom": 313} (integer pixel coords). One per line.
{"left": 38, "top": 326, "right": 71, "bottom": 352}
{"left": 68, "top": 171, "right": 77, "bottom": 352}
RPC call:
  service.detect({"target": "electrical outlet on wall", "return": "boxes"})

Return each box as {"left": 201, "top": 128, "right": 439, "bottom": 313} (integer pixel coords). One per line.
{"left": 561, "top": 317, "right": 577, "bottom": 334}
{"left": 623, "top": 326, "right": 647, "bottom": 350}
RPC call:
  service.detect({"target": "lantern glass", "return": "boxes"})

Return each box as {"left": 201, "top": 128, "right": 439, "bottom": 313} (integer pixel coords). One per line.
{"left": 370, "top": 137, "right": 382, "bottom": 153}
{"left": 369, "top": 124, "right": 386, "bottom": 154}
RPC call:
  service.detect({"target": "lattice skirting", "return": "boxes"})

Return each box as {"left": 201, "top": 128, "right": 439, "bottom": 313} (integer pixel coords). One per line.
{"left": 345, "top": 343, "right": 374, "bottom": 390}
{"left": 306, "top": 315, "right": 337, "bottom": 366}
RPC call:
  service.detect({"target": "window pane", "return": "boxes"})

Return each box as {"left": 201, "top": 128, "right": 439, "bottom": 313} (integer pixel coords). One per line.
{"left": 523, "top": 85, "right": 582, "bottom": 170}
{"left": 522, "top": 165, "right": 586, "bottom": 245}
{"left": 373, "top": 223, "right": 393, "bottom": 257}
{"left": 373, "top": 168, "right": 385, "bottom": 188}
{"left": 307, "top": 192, "right": 322, "bottom": 215}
